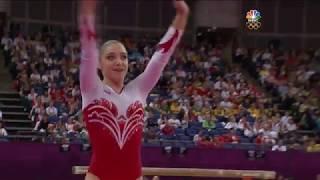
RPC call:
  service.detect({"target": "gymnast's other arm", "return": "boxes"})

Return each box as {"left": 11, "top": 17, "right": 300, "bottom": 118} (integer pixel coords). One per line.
{"left": 78, "top": 0, "right": 100, "bottom": 95}
{"left": 135, "top": 0, "right": 190, "bottom": 99}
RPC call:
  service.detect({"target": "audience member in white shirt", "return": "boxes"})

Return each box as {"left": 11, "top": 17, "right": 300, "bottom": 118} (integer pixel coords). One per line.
{"left": 244, "top": 123, "right": 255, "bottom": 138}
{"left": 219, "top": 99, "right": 233, "bottom": 109}
{"left": 46, "top": 102, "right": 58, "bottom": 118}
{"left": 224, "top": 117, "right": 238, "bottom": 130}
{"left": 262, "top": 122, "right": 278, "bottom": 144}
{"left": 237, "top": 117, "right": 248, "bottom": 130}
{"left": 272, "top": 140, "right": 287, "bottom": 152}
{"left": 214, "top": 78, "right": 222, "bottom": 90}
{"left": 13, "top": 34, "right": 25, "bottom": 48}
{"left": 1, "top": 33, "right": 12, "bottom": 51}
{"left": 271, "top": 116, "right": 282, "bottom": 133}
{"left": 280, "top": 112, "right": 291, "bottom": 125}
{"left": 285, "top": 119, "right": 297, "bottom": 132}
{"left": 168, "top": 116, "right": 181, "bottom": 128}
{"left": 221, "top": 89, "right": 230, "bottom": 99}
{"left": 0, "top": 121, "right": 8, "bottom": 137}
{"left": 261, "top": 50, "right": 272, "bottom": 60}
{"left": 193, "top": 130, "right": 205, "bottom": 144}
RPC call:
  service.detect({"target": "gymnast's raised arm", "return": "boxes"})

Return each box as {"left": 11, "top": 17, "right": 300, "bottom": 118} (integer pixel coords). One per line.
{"left": 78, "top": 0, "right": 100, "bottom": 95}
{"left": 134, "top": 0, "right": 190, "bottom": 99}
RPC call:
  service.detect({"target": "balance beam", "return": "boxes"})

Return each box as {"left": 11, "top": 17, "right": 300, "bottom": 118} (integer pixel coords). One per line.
{"left": 72, "top": 166, "right": 276, "bottom": 179}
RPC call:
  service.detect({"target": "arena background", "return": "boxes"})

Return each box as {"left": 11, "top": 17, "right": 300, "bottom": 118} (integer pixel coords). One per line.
{"left": 0, "top": 0, "right": 320, "bottom": 180}
{"left": 1, "top": 0, "right": 320, "bottom": 47}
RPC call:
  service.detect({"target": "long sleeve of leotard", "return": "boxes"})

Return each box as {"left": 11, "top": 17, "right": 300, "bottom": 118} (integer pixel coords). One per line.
{"left": 79, "top": 15, "right": 100, "bottom": 95}
{"left": 134, "top": 27, "right": 183, "bottom": 100}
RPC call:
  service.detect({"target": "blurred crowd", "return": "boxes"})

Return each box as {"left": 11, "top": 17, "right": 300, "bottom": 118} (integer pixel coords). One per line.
{"left": 234, "top": 45, "right": 320, "bottom": 131}
{"left": 233, "top": 44, "right": 320, "bottom": 151}
{"left": 1, "top": 30, "right": 87, "bottom": 144}
{"left": 1, "top": 28, "right": 320, "bottom": 151}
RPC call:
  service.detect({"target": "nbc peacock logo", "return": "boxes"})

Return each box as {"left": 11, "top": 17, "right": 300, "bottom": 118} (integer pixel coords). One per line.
{"left": 246, "top": 10, "right": 262, "bottom": 30}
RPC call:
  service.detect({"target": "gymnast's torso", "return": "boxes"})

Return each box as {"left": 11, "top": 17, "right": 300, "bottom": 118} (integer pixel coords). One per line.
{"left": 82, "top": 82, "right": 145, "bottom": 180}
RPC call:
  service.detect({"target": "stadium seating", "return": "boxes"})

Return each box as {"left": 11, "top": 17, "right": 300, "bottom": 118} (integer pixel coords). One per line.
{"left": 0, "top": 28, "right": 319, "bottom": 152}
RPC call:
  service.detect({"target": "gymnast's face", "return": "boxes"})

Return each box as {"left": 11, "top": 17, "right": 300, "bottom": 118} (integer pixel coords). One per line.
{"left": 100, "top": 42, "right": 128, "bottom": 83}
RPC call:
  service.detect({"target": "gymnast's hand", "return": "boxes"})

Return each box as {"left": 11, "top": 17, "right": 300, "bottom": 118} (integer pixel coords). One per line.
{"left": 80, "top": 0, "right": 97, "bottom": 16}
{"left": 172, "top": 0, "right": 190, "bottom": 30}
{"left": 173, "top": 0, "right": 190, "bottom": 16}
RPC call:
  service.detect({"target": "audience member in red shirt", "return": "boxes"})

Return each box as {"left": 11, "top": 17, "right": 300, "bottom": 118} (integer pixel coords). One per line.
{"left": 160, "top": 120, "right": 176, "bottom": 136}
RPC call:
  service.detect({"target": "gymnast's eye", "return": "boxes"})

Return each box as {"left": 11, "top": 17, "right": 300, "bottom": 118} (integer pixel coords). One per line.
{"left": 120, "top": 55, "right": 127, "bottom": 60}
{"left": 106, "top": 55, "right": 115, "bottom": 61}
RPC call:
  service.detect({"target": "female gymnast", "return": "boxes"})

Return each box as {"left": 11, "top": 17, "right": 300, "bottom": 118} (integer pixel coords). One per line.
{"left": 79, "top": 0, "right": 189, "bottom": 179}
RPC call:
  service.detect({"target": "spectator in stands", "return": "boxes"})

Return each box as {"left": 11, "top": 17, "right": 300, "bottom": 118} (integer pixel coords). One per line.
{"left": 272, "top": 139, "right": 287, "bottom": 152}
{"left": 65, "top": 117, "right": 75, "bottom": 133}
{"left": 306, "top": 138, "right": 320, "bottom": 152}
{"left": 40, "top": 91, "right": 50, "bottom": 105}
{"left": 30, "top": 102, "right": 45, "bottom": 124}
{"left": 27, "top": 88, "right": 38, "bottom": 105}
{"left": 0, "top": 121, "right": 8, "bottom": 141}
{"left": 243, "top": 123, "right": 256, "bottom": 139}
{"left": 79, "top": 125, "right": 89, "bottom": 144}
{"left": 57, "top": 102, "right": 68, "bottom": 117}
{"left": 202, "top": 113, "right": 216, "bottom": 131}
{"left": 227, "top": 129, "right": 240, "bottom": 144}
{"left": 283, "top": 118, "right": 297, "bottom": 133}
{"left": 143, "top": 126, "right": 158, "bottom": 141}
{"left": 193, "top": 129, "right": 205, "bottom": 144}
{"left": 34, "top": 114, "right": 49, "bottom": 133}
{"left": 2, "top": 7, "right": 318, "bottom": 151}
{"left": 237, "top": 117, "right": 248, "bottom": 131}
{"left": 160, "top": 119, "right": 176, "bottom": 137}
{"left": 157, "top": 114, "right": 168, "bottom": 127}
{"left": 261, "top": 122, "right": 278, "bottom": 145}
{"left": 52, "top": 121, "right": 68, "bottom": 143}
{"left": 46, "top": 102, "right": 58, "bottom": 123}
{"left": 280, "top": 112, "right": 291, "bottom": 125}
{"left": 167, "top": 114, "right": 181, "bottom": 128}
{"left": 224, "top": 116, "right": 238, "bottom": 130}
{"left": 1, "top": 32, "right": 12, "bottom": 67}
{"left": 198, "top": 135, "right": 215, "bottom": 148}
{"left": 0, "top": 108, "right": 2, "bottom": 121}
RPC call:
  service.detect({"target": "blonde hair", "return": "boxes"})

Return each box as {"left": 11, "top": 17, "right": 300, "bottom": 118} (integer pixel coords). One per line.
{"left": 99, "top": 40, "right": 124, "bottom": 59}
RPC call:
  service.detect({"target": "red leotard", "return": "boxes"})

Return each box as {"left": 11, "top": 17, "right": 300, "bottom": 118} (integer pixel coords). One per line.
{"left": 79, "top": 15, "right": 182, "bottom": 180}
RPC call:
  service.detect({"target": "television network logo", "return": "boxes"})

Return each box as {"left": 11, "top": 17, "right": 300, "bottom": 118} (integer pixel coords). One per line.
{"left": 246, "top": 9, "right": 262, "bottom": 30}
